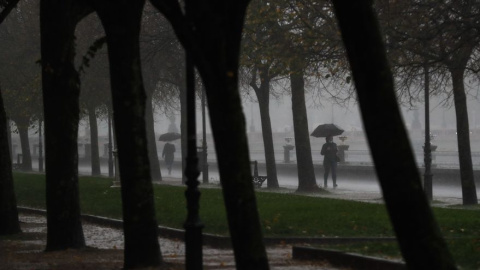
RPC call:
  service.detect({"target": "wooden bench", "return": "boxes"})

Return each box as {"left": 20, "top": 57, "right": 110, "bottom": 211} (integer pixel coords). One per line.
{"left": 251, "top": 160, "right": 267, "bottom": 188}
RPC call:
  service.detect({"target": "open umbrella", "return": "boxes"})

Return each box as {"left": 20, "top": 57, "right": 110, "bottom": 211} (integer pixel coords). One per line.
{"left": 310, "top": 124, "right": 344, "bottom": 137}
{"left": 158, "top": 132, "right": 181, "bottom": 142}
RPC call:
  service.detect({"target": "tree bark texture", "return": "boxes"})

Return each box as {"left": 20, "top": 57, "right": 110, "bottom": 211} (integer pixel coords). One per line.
{"left": 90, "top": 0, "right": 162, "bottom": 268}
{"left": 0, "top": 89, "right": 20, "bottom": 235}
{"left": 252, "top": 66, "right": 279, "bottom": 188}
{"left": 40, "top": 0, "right": 89, "bottom": 251}
{"left": 16, "top": 119, "right": 32, "bottom": 171}
{"left": 289, "top": 64, "right": 318, "bottom": 192}
{"left": 331, "top": 1, "right": 457, "bottom": 269}
{"left": 450, "top": 68, "right": 478, "bottom": 205}
{"left": 88, "top": 107, "right": 101, "bottom": 176}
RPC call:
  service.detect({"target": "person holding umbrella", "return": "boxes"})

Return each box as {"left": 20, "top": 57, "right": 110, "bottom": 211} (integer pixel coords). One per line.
{"left": 321, "top": 135, "right": 339, "bottom": 188}
{"left": 162, "top": 142, "right": 176, "bottom": 175}
{"left": 311, "top": 124, "right": 344, "bottom": 188}
{"left": 159, "top": 132, "right": 180, "bottom": 175}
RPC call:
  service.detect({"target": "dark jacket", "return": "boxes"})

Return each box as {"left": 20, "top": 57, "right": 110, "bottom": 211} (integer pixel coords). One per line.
{"left": 321, "top": 142, "right": 338, "bottom": 162}
{"left": 162, "top": 143, "right": 176, "bottom": 163}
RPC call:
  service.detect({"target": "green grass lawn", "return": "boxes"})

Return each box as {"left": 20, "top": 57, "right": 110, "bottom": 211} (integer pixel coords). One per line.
{"left": 315, "top": 238, "right": 480, "bottom": 270}
{"left": 12, "top": 172, "right": 480, "bottom": 268}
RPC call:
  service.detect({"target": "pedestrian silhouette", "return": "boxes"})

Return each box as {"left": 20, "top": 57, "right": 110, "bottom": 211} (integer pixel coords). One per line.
{"left": 320, "top": 135, "right": 338, "bottom": 188}
{"left": 162, "top": 142, "right": 176, "bottom": 175}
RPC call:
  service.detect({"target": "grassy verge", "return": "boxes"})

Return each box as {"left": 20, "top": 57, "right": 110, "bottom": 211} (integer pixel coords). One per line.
{"left": 13, "top": 172, "right": 480, "bottom": 268}
{"left": 314, "top": 237, "right": 480, "bottom": 270}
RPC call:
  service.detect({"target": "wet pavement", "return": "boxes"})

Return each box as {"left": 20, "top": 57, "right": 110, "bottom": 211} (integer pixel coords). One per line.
{"left": 18, "top": 213, "right": 342, "bottom": 270}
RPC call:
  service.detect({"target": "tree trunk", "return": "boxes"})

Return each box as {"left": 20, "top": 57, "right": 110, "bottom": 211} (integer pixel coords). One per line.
{"left": 450, "top": 68, "right": 478, "bottom": 205}
{"left": 253, "top": 67, "right": 279, "bottom": 188}
{"left": 88, "top": 107, "right": 101, "bottom": 176}
{"left": 332, "top": 1, "right": 457, "bottom": 269}
{"left": 40, "top": 0, "right": 90, "bottom": 250}
{"left": 16, "top": 119, "right": 32, "bottom": 171}
{"left": 0, "top": 90, "right": 20, "bottom": 235}
{"left": 149, "top": 1, "right": 269, "bottom": 268}
{"left": 92, "top": 1, "right": 162, "bottom": 268}
{"left": 289, "top": 65, "right": 318, "bottom": 192}
{"left": 145, "top": 91, "right": 162, "bottom": 181}
{"left": 205, "top": 77, "right": 270, "bottom": 269}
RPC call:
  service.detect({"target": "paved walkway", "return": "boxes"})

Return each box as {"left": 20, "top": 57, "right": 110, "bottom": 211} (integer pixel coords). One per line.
{"left": 17, "top": 213, "right": 341, "bottom": 270}
{"left": 156, "top": 176, "right": 464, "bottom": 208}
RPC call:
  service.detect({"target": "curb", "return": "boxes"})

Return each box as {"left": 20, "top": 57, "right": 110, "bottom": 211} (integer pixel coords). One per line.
{"left": 292, "top": 246, "right": 406, "bottom": 270}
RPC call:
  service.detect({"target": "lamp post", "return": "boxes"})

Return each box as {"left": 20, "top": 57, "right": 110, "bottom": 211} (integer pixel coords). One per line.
{"left": 423, "top": 63, "right": 433, "bottom": 200}
{"left": 184, "top": 36, "right": 203, "bottom": 269}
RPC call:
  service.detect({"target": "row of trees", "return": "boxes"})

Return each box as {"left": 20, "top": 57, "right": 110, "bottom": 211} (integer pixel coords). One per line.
{"left": 240, "top": 0, "right": 479, "bottom": 205}
{"left": 2, "top": 0, "right": 478, "bottom": 206}
{"left": 0, "top": 1, "right": 184, "bottom": 180}
{"left": 0, "top": 0, "right": 471, "bottom": 269}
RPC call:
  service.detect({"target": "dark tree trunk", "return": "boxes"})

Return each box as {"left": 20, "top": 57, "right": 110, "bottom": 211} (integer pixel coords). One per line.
{"left": 40, "top": 0, "right": 90, "bottom": 250}
{"left": 16, "top": 120, "right": 32, "bottom": 171}
{"left": 91, "top": 1, "right": 162, "bottom": 268}
{"left": 150, "top": 1, "right": 269, "bottom": 268}
{"left": 332, "top": 1, "right": 457, "bottom": 269}
{"left": 88, "top": 107, "right": 101, "bottom": 176}
{"left": 289, "top": 64, "right": 318, "bottom": 192}
{"left": 205, "top": 77, "right": 269, "bottom": 270}
{"left": 450, "top": 68, "right": 477, "bottom": 205}
{"left": 251, "top": 67, "right": 279, "bottom": 188}
{"left": 0, "top": 90, "right": 21, "bottom": 235}
{"left": 145, "top": 92, "right": 162, "bottom": 181}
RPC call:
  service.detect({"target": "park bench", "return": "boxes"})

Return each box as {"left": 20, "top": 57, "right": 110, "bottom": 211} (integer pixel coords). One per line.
{"left": 251, "top": 160, "right": 267, "bottom": 188}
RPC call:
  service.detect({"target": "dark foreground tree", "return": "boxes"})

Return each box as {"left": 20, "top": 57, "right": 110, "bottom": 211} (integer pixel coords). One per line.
{"left": 40, "top": 0, "right": 91, "bottom": 250}
{"left": 86, "top": 0, "right": 162, "bottom": 268}
{"left": 0, "top": 0, "right": 21, "bottom": 236}
{"left": 149, "top": 0, "right": 269, "bottom": 268}
{"left": 0, "top": 86, "right": 20, "bottom": 235}
{"left": 331, "top": 1, "right": 456, "bottom": 269}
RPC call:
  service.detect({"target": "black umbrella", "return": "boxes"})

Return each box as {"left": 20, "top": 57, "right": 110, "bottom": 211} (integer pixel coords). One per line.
{"left": 158, "top": 132, "right": 181, "bottom": 142}
{"left": 310, "top": 124, "right": 344, "bottom": 137}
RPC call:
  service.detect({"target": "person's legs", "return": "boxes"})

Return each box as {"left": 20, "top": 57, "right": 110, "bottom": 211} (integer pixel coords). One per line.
{"left": 166, "top": 159, "right": 172, "bottom": 175}
{"left": 332, "top": 161, "right": 337, "bottom": 187}
{"left": 323, "top": 160, "right": 331, "bottom": 187}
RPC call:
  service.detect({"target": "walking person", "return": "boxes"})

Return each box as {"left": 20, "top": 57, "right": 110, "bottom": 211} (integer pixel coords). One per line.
{"left": 321, "top": 135, "right": 338, "bottom": 188}
{"left": 162, "top": 142, "right": 176, "bottom": 175}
